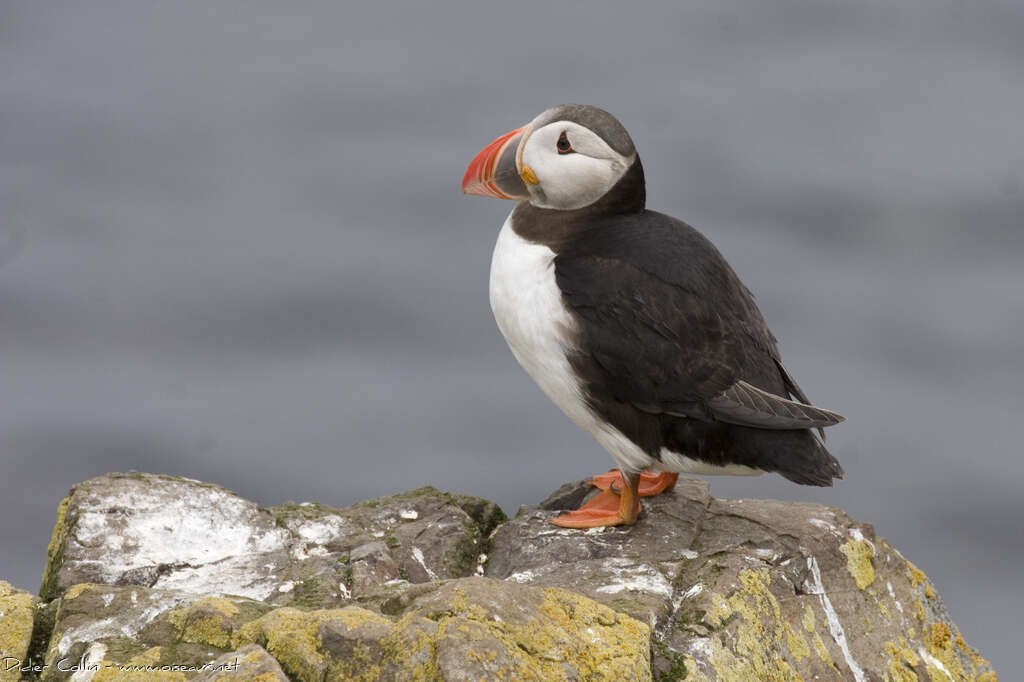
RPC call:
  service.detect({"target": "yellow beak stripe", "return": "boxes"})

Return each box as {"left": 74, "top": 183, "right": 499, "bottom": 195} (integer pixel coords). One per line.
{"left": 520, "top": 165, "right": 539, "bottom": 185}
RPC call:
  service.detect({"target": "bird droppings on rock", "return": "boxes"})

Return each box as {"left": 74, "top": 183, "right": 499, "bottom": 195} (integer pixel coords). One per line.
{"left": 0, "top": 472, "right": 997, "bottom": 681}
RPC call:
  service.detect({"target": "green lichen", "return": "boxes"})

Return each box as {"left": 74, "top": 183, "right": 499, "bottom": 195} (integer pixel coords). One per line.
{"left": 272, "top": 501, "right": 335, "bottom": 525}
{"left": 839, "top": 538, "right": 875, "bottom": 590}
{"left": 353, "top": 487, "right": 507, "bottom": 537}
{"left": 448, "top": 525, "right": 482, "bottom": 577}
{"left": 460, "top": 496, "right": 508, "bottom": 538}
{"left": 39, "top": 496, "right": 72, "bottom": 600}
{"left": 652, "top": 638, "right": 689, "bottom": 681}
{"left": 291, "top": 577, "right": 334, "bottom": 609}
{"left": 23, "top": 599, "right": 59, "bottom": 680}
{"left": 351, "top": 486, "right": 449, "bottom": 509}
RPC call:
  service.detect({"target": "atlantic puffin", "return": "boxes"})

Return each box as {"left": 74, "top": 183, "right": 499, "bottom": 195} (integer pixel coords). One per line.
{"left": 462, "top": 104, "right": 844, "bottom": 528}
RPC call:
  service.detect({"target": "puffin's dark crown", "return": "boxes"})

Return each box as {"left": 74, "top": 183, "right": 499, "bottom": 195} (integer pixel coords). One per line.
{"left": 531, "top": 104, "right": 636, "bottom": 158}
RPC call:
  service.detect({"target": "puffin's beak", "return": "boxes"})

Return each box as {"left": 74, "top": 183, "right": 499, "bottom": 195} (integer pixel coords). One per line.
{"left": 461, "top": 127, "right": 530, "bottom": 200}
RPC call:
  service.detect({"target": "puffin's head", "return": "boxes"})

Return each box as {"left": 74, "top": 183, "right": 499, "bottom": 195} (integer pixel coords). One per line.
{"left": 462, "top": 104, "right": 639, "bottom": 211}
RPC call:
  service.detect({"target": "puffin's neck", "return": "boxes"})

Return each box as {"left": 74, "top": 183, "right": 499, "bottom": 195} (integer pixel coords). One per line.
{"left": 511, "top": 158, "right": 646, "bottom": 250}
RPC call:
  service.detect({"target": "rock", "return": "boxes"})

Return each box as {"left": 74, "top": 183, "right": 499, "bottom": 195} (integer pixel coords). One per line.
{"left": 41, "top": 473, "right": 505, "bottom": 610}
{"left": 0, "top": 581, "right": 36, "bottom": 682}
{"left": 487, "top": 478, "right": 998, "bottom": 681}
{"left": 191, "top": 644, "right": 288, "bottom": 681}
{"left": 24, "top": 472, "right": 996, "bottom": 681}
{"left": 39, "top": 583, "right": 271, "bottom": 681}
{"left": 39, "top": 475, "right": 292, "bottom": 604}
{"left": 488, "top": 477, "right": 709, "bottom": 631}
{"left": 233, "top": 576, "right": 651, "bottom": 681}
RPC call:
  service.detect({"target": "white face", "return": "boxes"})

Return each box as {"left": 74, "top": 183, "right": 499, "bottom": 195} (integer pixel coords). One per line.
{"left": 518, "top": 120, "right": 635, "bottom": 210}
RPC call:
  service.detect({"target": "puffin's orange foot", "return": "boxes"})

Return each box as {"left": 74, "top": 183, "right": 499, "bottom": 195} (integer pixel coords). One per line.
{"left": 590, "top": 470, "right": 679, "bottom": 497}
{"left": 549, "top": 473, "right": 642, "bottom": 528}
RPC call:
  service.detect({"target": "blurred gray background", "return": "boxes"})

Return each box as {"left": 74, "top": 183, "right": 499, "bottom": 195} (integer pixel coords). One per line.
{"left": 1, "top": 0, "right": 1020, "bottom": 671}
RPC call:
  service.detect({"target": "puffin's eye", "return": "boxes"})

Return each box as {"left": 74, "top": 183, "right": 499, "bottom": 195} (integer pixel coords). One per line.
{"left": 556, "top": 131, "right": 573, "bottom": 154}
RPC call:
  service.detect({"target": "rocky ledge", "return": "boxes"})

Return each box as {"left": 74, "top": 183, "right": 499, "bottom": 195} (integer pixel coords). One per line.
{"left": 0, "top": 473, "right": 997, "bottom": 681}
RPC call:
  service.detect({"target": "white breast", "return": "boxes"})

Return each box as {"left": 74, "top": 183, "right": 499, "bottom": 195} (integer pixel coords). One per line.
{"left": 488, "top": 212, "right": 654, "bottom": 472}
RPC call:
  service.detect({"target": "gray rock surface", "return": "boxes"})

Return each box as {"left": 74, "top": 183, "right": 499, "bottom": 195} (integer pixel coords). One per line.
{"left": 39, "top": 583, "right": 270, "bottom": 681}
{"left": 489, "top": 479, "right": 998, "bottom": 681}
{"left": 0, "top": 472, "right": 996, "bottom": 681}
{"left": 233, "top": 577, "right": 650, "bottom": 681}
{"left": 41, "top": 473, "right": 504, "bottom": 610}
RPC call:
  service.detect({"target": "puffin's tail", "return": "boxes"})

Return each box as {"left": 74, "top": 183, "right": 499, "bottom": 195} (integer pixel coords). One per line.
{"left": 734, "top": 427, "right": 844, "bottom": 487}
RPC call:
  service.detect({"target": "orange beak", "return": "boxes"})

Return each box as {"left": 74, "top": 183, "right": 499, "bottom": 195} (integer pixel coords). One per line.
{"left": 461, "top": 127, "right": 530, "bottom": 200}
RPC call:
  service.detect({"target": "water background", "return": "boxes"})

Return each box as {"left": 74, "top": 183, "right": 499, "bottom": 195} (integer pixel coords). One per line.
{"left": 2, "top": 2, "right": 1021, "bottom": 671}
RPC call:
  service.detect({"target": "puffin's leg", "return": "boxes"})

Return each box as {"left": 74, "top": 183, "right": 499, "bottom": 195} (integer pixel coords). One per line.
{"left": 549, "top": 470, "right": 642, "bottom": 528}
{"left": 591, "top": 470, "right": 679, "bottom": 497}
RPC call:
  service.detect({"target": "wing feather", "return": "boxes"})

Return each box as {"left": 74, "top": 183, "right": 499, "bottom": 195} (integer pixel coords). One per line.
{"left": 553, "top": 213, "right": 844, "bottom": 435}
{"left": 707, "top": 380, "right": 845, "bottom": 430}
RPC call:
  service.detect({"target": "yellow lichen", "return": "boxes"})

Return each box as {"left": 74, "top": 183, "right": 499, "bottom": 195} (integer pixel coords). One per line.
{"left": 899, "top": 637, "right": 920, "bottom": 667}
{"left": 704, "top": 592, "right": 732, "bottom": 628}
{"left": 840, "top": 539, "right": 876, "bottom": 590}
{"left": 169, "top": 597, "right": 245, "bottom": 648}
{"left": 236, "top": 584, "right": 650, "bottom": 682}
{"left": 0, "top": 581, "right": 35, "bottom": 682}
{"left": 532, "top": 588, "right": 650, "bottom": 679}
{"left": 235, "top": 607, "right": 388, "bottom": 681}
{"left": 929, "top": 622, "right": 952, "bottom": 650}
{"left": 64, "top": 583, "right": 96, "bottom": 601}
{"left": 802, "top": 604, "right": 815, "bottom": 634}
{"left": 925, "top": 584, "right": 936, "bottom": 600}
{"left": 812, "top": 632, "right": 834, "bottom": 666}
{"left": 906, "top": 561, "right": 928, "bottom": 587}
{"left": 883, "top": 639, "right": 922, "bottom": 682}
{"left": 784, "top": 623, "right": 810, "bottom": 662}
{"left": 920, "top": 621, "right": 999, "bottom": 682}
{"left": 200, "top": 597, "right": 240, "bottom": 618}
{"left": 698, "top": 569, "right": 802, "bottom": 681}
{"left": 955, "top": 632, "right": 991, "bottom": 669}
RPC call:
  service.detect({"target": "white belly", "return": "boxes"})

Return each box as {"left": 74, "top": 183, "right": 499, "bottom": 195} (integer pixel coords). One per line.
{"left": 488, "top": 212, "right": 764, "bottom": 479}
{"left": 488, "top": 213, "right": 654, "bottom": 472}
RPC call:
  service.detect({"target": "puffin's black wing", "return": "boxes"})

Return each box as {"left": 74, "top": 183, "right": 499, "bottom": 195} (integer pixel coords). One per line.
{"left": 553, "top": 211, "right": 843, "bottom": 431}
{"left": 707, "top": 381, "right": 844, "bottom": 429}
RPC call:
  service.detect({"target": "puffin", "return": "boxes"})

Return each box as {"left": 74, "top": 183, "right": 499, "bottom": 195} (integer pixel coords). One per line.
{"left": 461, "top": 104, "right": 844, "bottom": 528}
